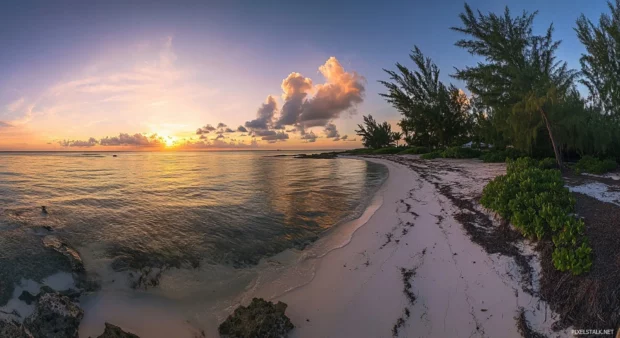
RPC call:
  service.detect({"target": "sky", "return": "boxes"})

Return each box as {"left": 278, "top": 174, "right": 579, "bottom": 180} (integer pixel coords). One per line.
{"left": 0, "top": 0, "right": 610, "bottom": 151}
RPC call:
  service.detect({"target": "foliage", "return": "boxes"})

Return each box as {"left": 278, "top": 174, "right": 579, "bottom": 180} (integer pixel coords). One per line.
{"left": 480, "top": 148, "right": 525, "bottom": 163}
{"left": 355, "top": 115, "right": 396, "bottom": 149}
{"left": 420, "top": 151, "right": 443, "bottom": 159}
{"left": 576, "top": 0, "right": 620, "bottom": 117}
{"left": 480, "top": 158, "right": 592, "bottom": 275}
{"left": 380, "top": 46, "right": 473, "bottom": 149}
{"left": 371, "top": 147, "right": 403, "bottom": 155}
{"left": 452, "top": 4, "right": 579, "bottom": 167}
{"left": 398, "top": 146, "right": 430, "bottom": 155}
{"left": 574, "top": 155, "right": 618, "bottom": 174}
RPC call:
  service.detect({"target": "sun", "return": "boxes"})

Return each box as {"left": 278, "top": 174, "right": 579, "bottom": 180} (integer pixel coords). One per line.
{"left": 163, "top": 135, "right": 177, "bottom": 147}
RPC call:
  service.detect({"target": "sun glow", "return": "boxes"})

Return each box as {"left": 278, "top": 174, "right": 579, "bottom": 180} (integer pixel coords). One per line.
{"left": 163, "top": 135, "right": 177, "bottom": 147}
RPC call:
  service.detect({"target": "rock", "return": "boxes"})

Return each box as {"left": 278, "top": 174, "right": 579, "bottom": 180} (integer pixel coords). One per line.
{"left": 218, "top": 298, "right": 294, "bottom": 338}
{"left": 23, "top": 292, "right": 83, "bottom": 338}
{"left": 42, "top": 236, "right": 85, "bottom": 272}
{"left": 18, "top": 290, "right": 38, "bottom": 305}
{"left": 96, "top": 322, "right": 140, "bottom": 338}
{"left": 0, "top": 318, "right": 26, "bottom": 338}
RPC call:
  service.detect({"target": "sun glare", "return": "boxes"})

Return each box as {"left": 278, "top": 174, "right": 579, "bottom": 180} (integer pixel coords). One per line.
{"left": 163, "top": 135, "right": 176, "bottom": 147}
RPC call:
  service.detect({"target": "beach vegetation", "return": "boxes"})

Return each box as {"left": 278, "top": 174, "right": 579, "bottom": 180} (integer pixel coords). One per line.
{"left": 480, "top": 148, "right": 524, "bottom": 163}
{"left": 573, "top": 155, "right": 618, "bottom": 174}
{"left": 398, "top": 146, "right": 430, "bottom": 155}
{"left": 481, "top": 158, "right": 592, "bottom": 275}
{"left": 355, "top": 115, "right": 401, "bottom": 149}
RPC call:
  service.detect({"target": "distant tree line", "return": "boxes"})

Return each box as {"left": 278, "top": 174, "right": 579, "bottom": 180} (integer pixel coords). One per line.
{"left": 359, "top": 1, "right": 620, "bottom": 167}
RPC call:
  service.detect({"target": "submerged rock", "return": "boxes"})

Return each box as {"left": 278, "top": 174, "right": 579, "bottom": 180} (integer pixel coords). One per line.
{"left": 0, "top": 318, "right": 26, "bottom": 338}
{"left": 96, "top": 322, "right": 140, "bottom": 338}
{"left": 42, "top": 236, "right": 85, "bottom": 273}
{"left": 18, "top": 290, "right": 38, "bottom": 305}
{"left": 218, "top": 298, "right": 294, "bottom": 338}
{"left": 23, "top": 292, "right": 83, "bottom": 338}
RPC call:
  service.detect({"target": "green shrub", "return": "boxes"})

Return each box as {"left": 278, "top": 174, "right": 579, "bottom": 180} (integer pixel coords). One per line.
{"left": 344, "top": 148, "right": 374, "bottom": 155}
{"left": 371, "top": 147, "right": 403, "bottom": 154}
{"left": 421, "top": 150, "right": 443, "bottom": 159}
{"left": 398, "top": 146, "right": 430, "bottom": 155}
{"left": 481, "top": 157, "right": 592, "bottom": 275}
{"left": 442, "top": 146, "right": 482, "bottom": 159}
{"left": 574, "top": 155, "right": 617, "bottom": 174}
{"left": 480, "top": 148, "right": 524, "bottom": 163}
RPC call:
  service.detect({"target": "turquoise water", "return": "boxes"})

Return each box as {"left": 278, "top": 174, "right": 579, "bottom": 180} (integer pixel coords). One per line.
{"left": 0, "top": 151, "right": 387, "bottom": 310}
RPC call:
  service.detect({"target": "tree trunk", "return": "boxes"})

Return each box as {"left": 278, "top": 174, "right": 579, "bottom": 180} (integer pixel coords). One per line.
{"left": 539, "top": 108, "right": 563, "bottom": 169}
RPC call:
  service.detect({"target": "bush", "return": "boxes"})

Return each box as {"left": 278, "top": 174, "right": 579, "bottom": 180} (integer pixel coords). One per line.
{"left": 420, "top": 150, "right": 443, "bottom": 159}
{"left": 574, "top": 155, "right": 617, "bottom": 174}
{"left": 371, "top": 147, "right": 403, "bottom": 154}
{"left": 442, "top": 146, "right": 482, "bottom": 159}
{"left": 480, "top": 148, "right": 524, "bottom": 163}
{"left": 398, "top": 146, "right": 430, "bottom": 155}
{"left": 344, "top": 148, "right": 374, "bottom": 155}
{"left": 481, "top": 157, "right": 592, "bottom": 275}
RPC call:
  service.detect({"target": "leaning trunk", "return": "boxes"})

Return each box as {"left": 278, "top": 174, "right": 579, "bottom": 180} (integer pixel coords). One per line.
{"left": 539, "top": 108, "right": 563, "bottom": 169}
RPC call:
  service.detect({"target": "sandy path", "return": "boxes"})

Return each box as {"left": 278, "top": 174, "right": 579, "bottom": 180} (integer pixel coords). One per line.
{"left": 266, "top": 156, "right": 567, "bottom": 338}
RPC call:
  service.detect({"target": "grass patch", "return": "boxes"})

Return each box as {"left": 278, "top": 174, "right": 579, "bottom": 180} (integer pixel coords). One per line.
{"left": 574, "top": 155, "right": 617, "bottom": 174}
{"left": 480, "top": 157, "right": 592, "bottom": 275}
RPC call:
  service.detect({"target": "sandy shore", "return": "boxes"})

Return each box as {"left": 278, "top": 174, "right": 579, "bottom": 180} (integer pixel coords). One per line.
{"left": 251, "top": 156, "right": 569, "bottom": 338}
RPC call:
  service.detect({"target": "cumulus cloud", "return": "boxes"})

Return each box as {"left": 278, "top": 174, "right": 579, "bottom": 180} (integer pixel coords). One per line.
{"left": 341, "top": 135, "right": 348, "bottom": 140}
{"left": 274, "top": 57, "right": 365, "bottom": 130}
{"left": 275, "top": 72, "right": 313, "bottom": 128}
{"left": 245, "top": 95, "right": 277, "bottom": 130}
{"left": 224, "top": 127, "right": 234, "bottom": 133}
{"left": 217, "top": 122, "right": 227, "bottom": 129}
{"left": 323, "top": 123, "right": 340, "bottom": 138}
{"left": 261, "top": 131, "right": 289, "bottom": 141}
{"left": 179, "top": 138, "right": 258, "bottom": 149}
{"left": 253, "top": 130, "right": 276, "bottom": 137}
{"left": 300, "top": 131, "right": 317, "bottom": 143}
{"left": 58, "top": 137, "right": 99, "bottom": 147}
{"left": 100, "top": 133, "right": 163, "bottom": 146}
{"left": 237, "top": 126, "right": 248, "bottom": 132}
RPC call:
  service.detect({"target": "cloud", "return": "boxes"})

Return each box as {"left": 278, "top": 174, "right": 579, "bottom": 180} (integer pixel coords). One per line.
{"left": 217, "top": 122, "right": 227, "bottom": 128}
{"left": 275, "top": 73, "right": 313, "bottom": 128}
{"left": 214, "top": 134, "right": 225, "bottom": 140}
{"left": 261, "top": 131, "right": 289, "bottom": 141}
{"left": 0, "top": 121, "right": 12, "bottom": 128}
{"left": 274, "top": 57, "right": 365, "bottom": 131}
{"left": 300, "top": 131, "right": 317, "bottom": 143}
{"left": 237, "top": 126, "right": 248, "bottom": 133}
{"left": 341, "top": 135, "right": 348, "bottom": 140}
{"left": 323, "top": 123, "right": 340, "bottom": 138}
{"left": 100, "top": 133, "right": 163, "bottom": 146}
{"left": 245, "top": 95, "right": 277, "bottom": 130}
{"left": 253, "top": 130, "right": 276, "bottom": 137}
{"left": 196, "top": 124, "right": 216, "bottom": 134}
{"left": 58, "top": 137, "right": 99, "bottom": 147}
{"left": 179, "top": 138, "right": 258, "bottom": 149}
{"left": 224, "top": 127, "right": 234, "bottom": 133}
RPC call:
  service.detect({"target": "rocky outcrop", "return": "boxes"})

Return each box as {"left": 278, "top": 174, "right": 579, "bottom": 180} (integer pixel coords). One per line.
{"left": 42, "top": 236, "right": 85, "bottom": 272}
{"left": 0, "top": 318, "right": 26, "bottom": 338}
{"left": 96, "top": 323, "right": 140, "bottom": 338}
{"left": 23, "top": 292, "right": 83, "bottom": 338}
{"left": 218, "top": 298, "right": 294, "bottom": 338}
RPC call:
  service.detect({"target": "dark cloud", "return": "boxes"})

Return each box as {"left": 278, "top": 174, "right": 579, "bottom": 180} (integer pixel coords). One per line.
{"left": 224, "top": 127, "right": 234, "bottom": 133}
{"left": 237, "top": 126, "right": 248, "bottom": 133}
{"left": 240, "top": 133, "right": 247, "bottom": 137}
{"left": 196, "top": 124, "right": 216, "bottom": 134}
{"left": 58, "top": 137, "right": 98, "bottom": 147}
{"left": 341, "top": 135, "right": 348, "bottom": 140}
{"left": 261, "top": 131, "right": 289, "bottom": 141}
{"left": 301, "top": 131, "right": 317, "bottom": 143}
{"left": 100, "top": 133, "right": 163, "bottom": 146}
{"left": 245, "top": 95, "right": 277, "bottom": 130}
{"left": 214, "top": 134, "right": 225, "bottom": 140}
{"left": 253, "top": 130, "right": 276, "bottom": 137}
{"left": 323, "top": 123, "right": 340, "bottom": 138}
{"left": 285, "top": 128, "right": 297, "bottom": 133}
{"left": 217, "top": 122, "right": 227, "bottom": 129}
{"left": 199, "top": 134, "right": 207, "bottom": 140}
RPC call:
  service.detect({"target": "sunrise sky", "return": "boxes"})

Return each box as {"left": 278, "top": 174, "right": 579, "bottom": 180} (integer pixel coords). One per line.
{"left": 0, "top": 0, "right": 607, "bottom": 150}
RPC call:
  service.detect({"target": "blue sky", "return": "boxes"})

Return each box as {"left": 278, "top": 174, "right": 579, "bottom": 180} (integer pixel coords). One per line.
{"left": 0, "top": 0, "right": 608, "bottom": 150}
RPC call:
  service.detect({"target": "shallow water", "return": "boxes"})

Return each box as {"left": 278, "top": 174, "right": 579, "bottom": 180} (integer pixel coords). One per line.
{"left": 0, "top": 151, "right": 387, "bottom": 335}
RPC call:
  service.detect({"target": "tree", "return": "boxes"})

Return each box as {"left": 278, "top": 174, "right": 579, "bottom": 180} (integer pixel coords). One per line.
{"left": 452, "top": 4, "right": 578, "bottom": 168}
{"left": 355, "top": 115, "right": 395, "bottom": 149}
{"left": 392, "top": 131, "right": 403, "bottom": 146}
{"left": 576, "top": 0, "right": 620, "bottom": 118}
{"left": 380, "top": 46, "right": 472, "bottom": 149}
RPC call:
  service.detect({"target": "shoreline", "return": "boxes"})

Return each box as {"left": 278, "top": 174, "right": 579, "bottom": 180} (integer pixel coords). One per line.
{"left": 248, "top": 155, "right": 569, "bottom": 337}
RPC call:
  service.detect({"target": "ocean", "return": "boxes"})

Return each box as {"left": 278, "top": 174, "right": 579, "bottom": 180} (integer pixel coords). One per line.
{"left": 0, "top": 151, "right": 387, "bottom": 336}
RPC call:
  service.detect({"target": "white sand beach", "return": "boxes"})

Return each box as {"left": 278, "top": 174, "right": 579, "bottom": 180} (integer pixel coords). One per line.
{"left": 247, "top": 156, "right": 569, "bottom": 338}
